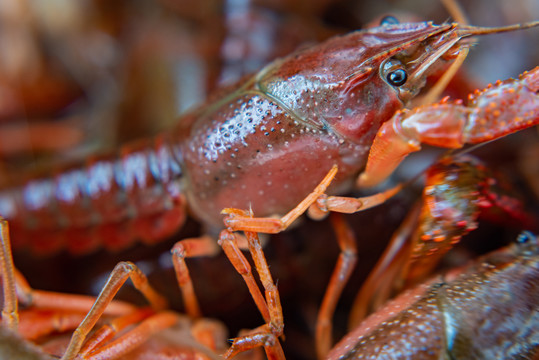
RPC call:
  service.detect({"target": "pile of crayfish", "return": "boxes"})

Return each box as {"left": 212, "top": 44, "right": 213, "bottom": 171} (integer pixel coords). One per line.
{"left": 0, "top": 0, "right": 537, "bottom": 359}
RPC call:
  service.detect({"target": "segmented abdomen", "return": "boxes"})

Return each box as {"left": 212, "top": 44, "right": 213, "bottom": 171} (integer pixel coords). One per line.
{"left": 0, "top": 134, "right": 186, "bottom": 255}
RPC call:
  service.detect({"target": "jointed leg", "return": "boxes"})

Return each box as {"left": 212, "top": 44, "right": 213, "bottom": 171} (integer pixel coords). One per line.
{"left": 223, "top": 165, "right": 401, "bottom": 233}
{"left": 1, "top": 218, "right": 134, "bottom": 333}
{"left": 14, "top": 268, "right": 135, "bottom": 317}
{"left": 81, "top": 310, "right": 179, "bottom": 360}
{"left": 315, "top": 213, "right": 357, "bottom": 359}
{"left": 1, "top": 217, "right": 177, "bottom": 359}
{"left": 78, "top": 307, "right": 154, "bottom": 357}
{"left": 221, "top": 166, "right": 402, "bottom": 359}
{"left": 61, "top": 262, "right": 168, "bottom": 360}
{"left": 348, "top": 204, "right": 421, "bottom": 329}
{"left": 225, "top": 325, "right": 285, "bottom": 360}
{"left": 171, "top": 235, "right": 220, "bottom": 319}
{"left": 244, "top": 231, "right": 283, "bottom": 338}
{"left": 219, "top": 225, "right": 284, "bottom": 360}
{"left": 0, "top": 218, "right": 18, "bottom": 330}
{"left": 218, "top": 230, "right": 270, "bottom": 324}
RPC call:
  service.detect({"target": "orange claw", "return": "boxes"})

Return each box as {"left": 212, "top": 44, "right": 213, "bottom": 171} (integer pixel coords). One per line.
{"left": 358, "top": 67, "right": 539, "bottom": 187}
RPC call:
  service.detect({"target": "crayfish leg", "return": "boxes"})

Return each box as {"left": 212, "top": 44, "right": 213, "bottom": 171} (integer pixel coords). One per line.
{"left": 315, "top": 213, "right": 357, "bottom": 359}
{"left": 78, "top": 310, "right": 178, "bottom": 360}
{"left": 0, "top": 217, "right": 182, "bottom": 360}
{"left": 348, "top": 203, "right": 421, "bottom": 329}
{"left": 171, "top": 235, "right": 220, "bottom": 319}
{"left": 224, "top": 324, "right": 284, "bottom": 360}
{"left": 60, "top": 261, "right": 168, "bottom": 359}
{"left": 0, "top": 218, "right": 18, "bottom": 330}
{"left": 1, "top": 218, "right": 135, "bottom": 336}
{"left": 221, "top": 166, "right": 403, "bottom": 359}
{"left": 76, "top": 307, "right": 154, "bottom": 357}
{"left": 217, "top": 224, "right": 284, "bottom": 360}
{"left": 222, "top": 165, "right": 338, "bottom": 234}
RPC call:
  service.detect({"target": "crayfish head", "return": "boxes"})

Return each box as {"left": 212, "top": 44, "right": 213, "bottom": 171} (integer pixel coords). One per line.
{"left": 369, "top": 22, "right": 463, "bottom": 105}
{"left": 372, "top": 20, "right": 539, "bottom": 105}
{"left": 320, "top": 21, "right": 461, "bottom": 145}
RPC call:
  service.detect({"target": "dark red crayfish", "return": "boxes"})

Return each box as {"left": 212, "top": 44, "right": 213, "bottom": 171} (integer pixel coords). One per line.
{"left": 0, "top": 20, "right": 537, "bottom": 256}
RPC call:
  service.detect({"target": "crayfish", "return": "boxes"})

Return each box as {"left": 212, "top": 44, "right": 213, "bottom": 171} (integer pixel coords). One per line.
{"left": 0, "top": 1, "right": 537, "bottom": 359}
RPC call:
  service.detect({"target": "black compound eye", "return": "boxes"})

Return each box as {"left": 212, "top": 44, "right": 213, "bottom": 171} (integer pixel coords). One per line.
{"left": 517, "top": 231, "right": 535, "bottom": 245}
{"left": 514, "top": 230, "right": 538, "bottom": 256}
{"left": 382, "top": 59, "right": 408, "bottom": 87}
{"left": 387, "top": 68, "right": 407, "bottom": 86}
{"left": 380, "top": 15, "right": 399, "bottom": 26}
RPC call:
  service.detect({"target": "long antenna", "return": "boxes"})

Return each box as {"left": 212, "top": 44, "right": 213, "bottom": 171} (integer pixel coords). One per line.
{"left": 458, "top": 21, "right": 539, "bottom": 37}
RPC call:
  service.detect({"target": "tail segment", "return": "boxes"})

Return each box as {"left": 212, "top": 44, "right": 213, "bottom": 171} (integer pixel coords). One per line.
{"left": 0, "top": 134, "right": 186, "bottom": 255}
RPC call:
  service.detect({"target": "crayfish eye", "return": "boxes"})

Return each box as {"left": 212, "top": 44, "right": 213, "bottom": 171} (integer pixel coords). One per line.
{"left": 387, "top": 69, "right": 407, "bottom": 86}
{"left": 517, "top": 231, "right": 535, "bottom": 245}
{"left": 515, "top": 230, "right": 538, "bottom": 256}
{"left": 380, "top": 15, "right": 399, "bottom": 26}
{"left": 382, "top": 59, "right": 408, "bottom": 87}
